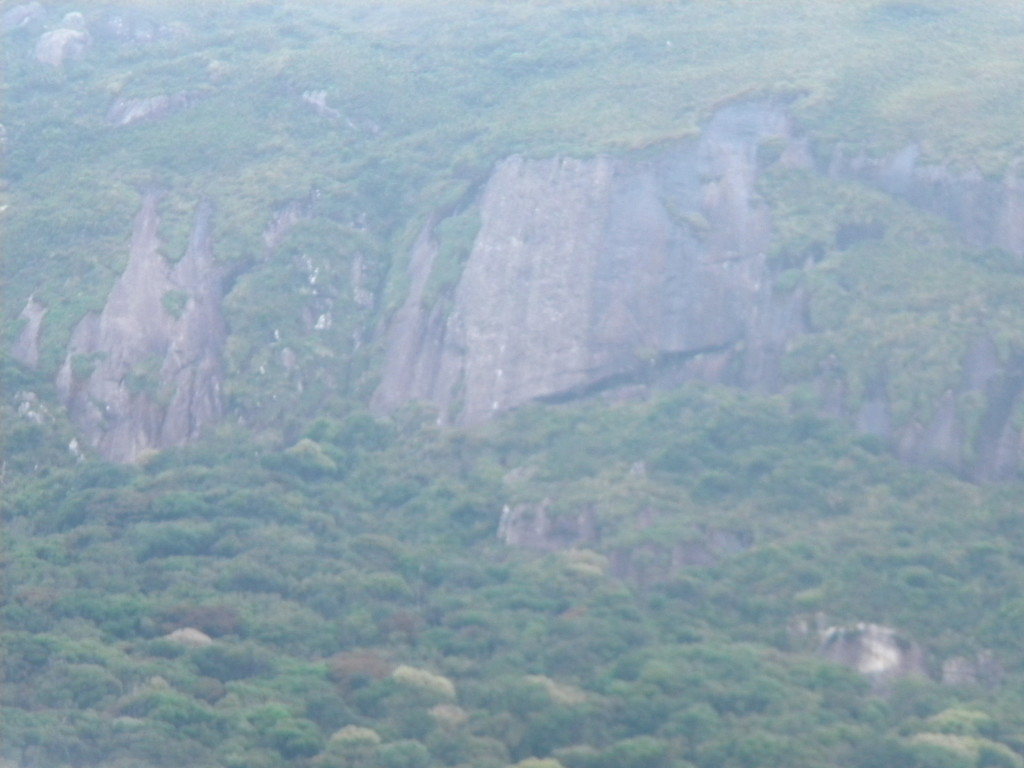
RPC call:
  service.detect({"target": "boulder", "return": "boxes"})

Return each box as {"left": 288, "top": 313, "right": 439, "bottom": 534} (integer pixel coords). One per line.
{"left": 35, "top": 27, "right": 89, "bottom": 68}
{"left": 820, "top": 622, "right": 927, "bottom": 683}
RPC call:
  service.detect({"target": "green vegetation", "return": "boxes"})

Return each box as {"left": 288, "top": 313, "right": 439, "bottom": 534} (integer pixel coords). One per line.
{"left": 425, "top": 207, "right": 482, "bottom": 308}
{"left": 762, "top": 167, "right": 1024, "bottom": 424}
{"left": 5, "top": 388, "right": 1024, "bottom": 767}
{"left": 6, "top": 1, "right": 1024, "bottom": 766}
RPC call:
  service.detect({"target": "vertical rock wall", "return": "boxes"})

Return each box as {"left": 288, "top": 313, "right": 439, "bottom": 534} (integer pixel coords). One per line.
{"left": 374, "top": 100, "right": 1024, "bottom": 479}
{"left": 56, "top": 193, "right": 225, "bottom": 462}
{"left": 11, "top": 295, "right": 47, "bottom": 369}
{"left": 374, "top": 100, "right": 806, "bottom": 425}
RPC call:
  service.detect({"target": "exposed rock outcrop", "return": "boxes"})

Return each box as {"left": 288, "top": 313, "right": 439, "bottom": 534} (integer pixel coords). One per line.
{"left": 107, "top": 92, "right": 192, "bottom": 127}
{"left": 830, "top": 146, "right": 1024, "bottom": 258}
{"left": 793, "top": 616, "right": 1000, "bottom": 688}
{"left": 941, "top": 651, "right": 1005, "bottom": 687}
{"left": 34, "top": 26, "right": 90, "bottom": 68}
{"left": 375, "top": 98, "right": 1024, "bottom": 480}
{"left": 302, "top": 90, "right": 342, "bottom": 120}
{"left": 823, "top": 149, "right": 1024, "bottom": 480}
{"left": 497, "top": 498, "right": 752, "bottom": 583}
{"left": 56, "top": 193, "right": 226, "bottom": 463}
{"left": 164, "top": 627, "right": 214, "bottom": 648}
{"left": 263, "top": 199, "right": 312, "bottom": 251}
{"left": 820, "top": 622, "right": 928, "bottom": 685}
{"left": 897, "top": 342, "right": 1024, "bottom": 481}
{"left": 10, "top": 295, "right": 46, "bottom": 369}
{"left": 374, "top": 100, "right": 806, "bottom": 424}
{"left": 498, "top": 499, "right": 598, "bottom": 551}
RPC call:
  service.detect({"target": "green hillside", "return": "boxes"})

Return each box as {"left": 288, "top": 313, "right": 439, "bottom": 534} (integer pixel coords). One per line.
{"left": 5, "top": 1, "right": 1024, "bottom": 767}
{"left": 5, "top": 390, "right": 1024, "bottom": 768}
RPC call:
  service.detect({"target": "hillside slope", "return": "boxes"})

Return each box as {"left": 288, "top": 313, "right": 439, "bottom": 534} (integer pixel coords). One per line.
{"left": 4, "top": 3, "right": 1024, "bottom": 768}
{"left": 4, "top": 0, "right": 1024, "bottom": 473}
{"left": 5, "top": 394, "right": 1024, "bottom": 768}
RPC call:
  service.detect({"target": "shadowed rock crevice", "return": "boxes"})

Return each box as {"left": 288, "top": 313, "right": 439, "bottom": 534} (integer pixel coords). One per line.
{"left": 56, "top": 193, "right": 226, "bottom": 463}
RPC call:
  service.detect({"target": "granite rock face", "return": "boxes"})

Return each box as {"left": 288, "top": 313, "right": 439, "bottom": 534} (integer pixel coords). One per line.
{"left": 820, "top": 622, "right": 928, "bottom": 684}
{"left": 826, "top": 148, "right": 1024, "bottom": 480}
{"left": 107, "top": 92, "right": 192, "bottom": 127}
{"left": 829, "top": 145, "right": 1024, "bottom": 258}
{"left": 374, "top": 99, "right": 1024, "bottom": 479}
{"left": 56, "top": 193, "right": 226, "bottom": 463}
{"left": 34, "top": 26, "right": 90, "bottom": 68}
{"left": 24, "top": 95, "right": 1023, "bottom": 475}
{"left": 374, "top": 100, "right": 806, "bottom": 425}
{"left": 10, "top": 295, "right": 47, "bottom": 370}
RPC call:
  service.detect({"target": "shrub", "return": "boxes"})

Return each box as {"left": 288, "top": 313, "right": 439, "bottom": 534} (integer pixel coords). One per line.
{"left": 266, "top": 716, "right": 324, "bottom": 759}
{"left": 392, "top": 664, "right": 457, "bottom": 703}
{"left": 378, "top": 739, "right": 432, "bottom": 768}
{"left": 191, "top": 642, "right": 272, "bottom": 682}
{"left": 327, "top": 650, "right": 393, "bottom": 693}
{"left": 133, "top": 521, "right": 217, "bottom": 560}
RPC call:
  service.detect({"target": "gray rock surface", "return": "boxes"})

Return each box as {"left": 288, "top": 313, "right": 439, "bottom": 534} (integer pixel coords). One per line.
{"left": 374, "top": 100, "right": 805, "bottom": 424}
{"left": 34, "top": 26, "right": 89, "bottom": 68}
{"left": 497, "top": 499, "right": 598, "bottom": 551}
{"left": 830, "top": 145, "right": 1024, "bottom": 258}
{"left": 107, "top": 93, "right": 191, "bottom": 127}
{"left": 34, "top": 95, "right": 1022, "bottom": 476}
{"left": 820, "top": 622, "right": 928, "bottom": 685}
{"left": 497, "top": 497, "right": 751, "bottom": 584}
{"left": 11, "top": 295, "right": 46, "bottom": 369}
{"left": 941, "top": 651, "right": 1004, "bottom": 687}
{"left": 56, "top": 193, "right": 226, "bottom": 463}
{"left": 375, "top": 99, "right": 1024, "bottom": 479}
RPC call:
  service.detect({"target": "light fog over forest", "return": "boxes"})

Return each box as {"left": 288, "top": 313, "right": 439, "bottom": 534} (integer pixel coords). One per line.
{"left": 4, "top": 2, "right": 1024, "bottom": 767}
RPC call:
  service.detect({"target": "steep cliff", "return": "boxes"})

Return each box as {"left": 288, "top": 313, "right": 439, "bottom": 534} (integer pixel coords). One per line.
{"left": 375, "top": 100, "right": 1024, "bottom": 480}
{"left": 829, "top": 145, "right": 1024, "bottom": 258}
{"left": 55, "top": 193, "right": 226, "bottom": 463}
{"left": 375, "top": 100, "right": 807, "bottom": 425}
{"left": 823, "top": 147, "right": 1024, "bottom": 479}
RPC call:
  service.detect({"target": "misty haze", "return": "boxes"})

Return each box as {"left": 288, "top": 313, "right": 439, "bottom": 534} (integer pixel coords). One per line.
{"left": 4, "top": 2, "right": 1024, "bottom": 767}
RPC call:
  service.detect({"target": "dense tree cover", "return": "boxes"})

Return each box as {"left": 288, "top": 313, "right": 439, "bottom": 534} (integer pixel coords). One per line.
{"left": 5, "top": 1, "right": 1024, "bottom": 766}
{"left": 4, "top": 382, "right": 1024, "bottom": 767}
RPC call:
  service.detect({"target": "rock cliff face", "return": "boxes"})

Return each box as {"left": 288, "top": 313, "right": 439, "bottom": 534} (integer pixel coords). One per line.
{"left": 11, "top": 295, "right": 46, "bottom": 370}
{"left": 374, "top": 99, "right": 1024, "bottom": 480}
{"left": 829, "top": 145, "right": 1024, "bottom": 258}
{"left": 374, "top": 100, "right": 806, "bottom": 425}
{"left": 819, "top": 622, "right": 928, "bottom": 685}
{"left": 23, "top": 96, "right": 1024, "bottom": 475}
{"left": 824, "top": 149, "right": 1024, "bottom": 480}
{"left": 56, "top": 193, "right": 226, "bottom": 463}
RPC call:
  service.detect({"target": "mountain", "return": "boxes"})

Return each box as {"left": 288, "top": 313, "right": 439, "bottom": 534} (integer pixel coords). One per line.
{"left": 4, "top": 2, "right": 1024, "bottom": 768}
{"left": 5, "top": 1, "right": 1024, "bottom": 477}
